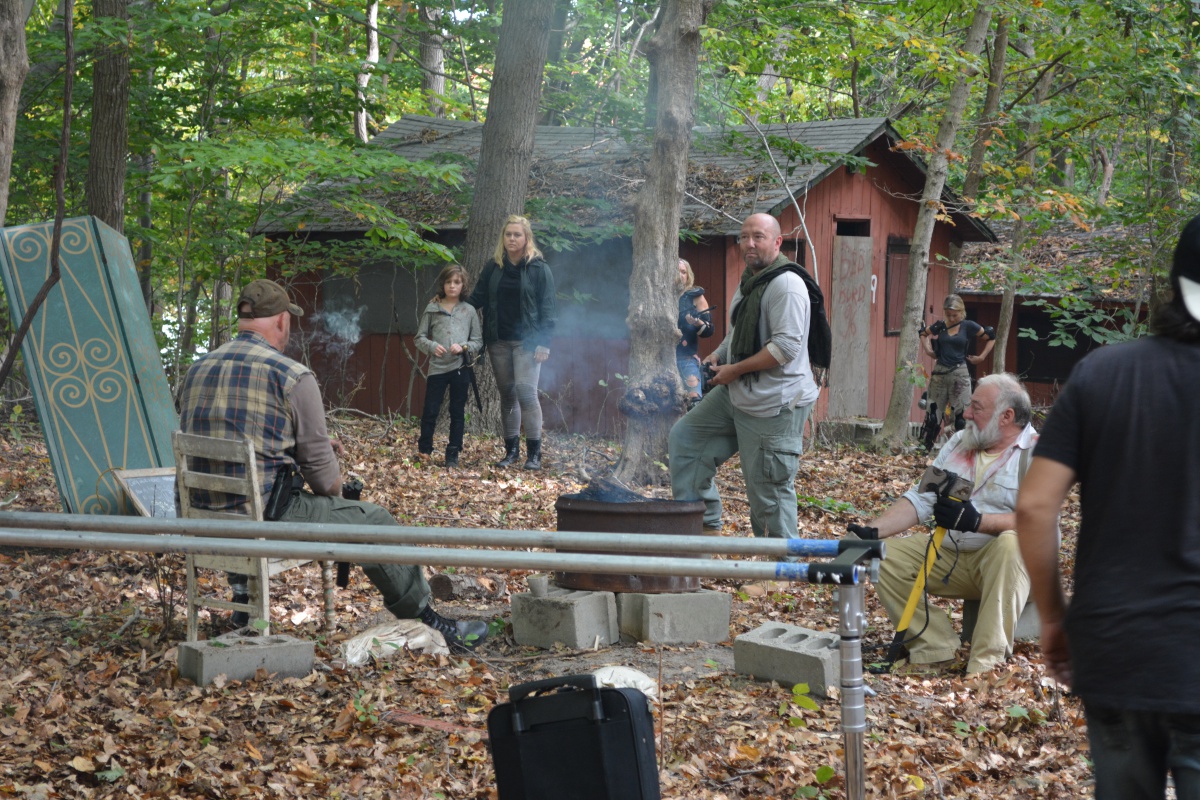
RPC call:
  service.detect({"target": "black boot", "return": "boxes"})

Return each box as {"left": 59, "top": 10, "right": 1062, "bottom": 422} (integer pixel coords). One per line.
{"left": 231, "top": 591, "right": 250, "bottom": 628}
{"left": 445, "top": 447, "right": 459, "bottom": 468}
{"left": 523, "top": 439, "right": 542, "bottom": 470}
{"left": 496, "top": 436, "right": 520, "bottom": 467}
{"left": 418, "top": 605, "right": 490, "bottom": 652}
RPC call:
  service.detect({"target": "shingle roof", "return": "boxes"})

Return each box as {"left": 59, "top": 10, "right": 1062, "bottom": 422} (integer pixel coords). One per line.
{"left": 260, "top": 114, "right": 994, "bottom": 242}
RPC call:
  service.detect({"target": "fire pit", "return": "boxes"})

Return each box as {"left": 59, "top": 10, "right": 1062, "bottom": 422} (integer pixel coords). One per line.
{"left": 554, "top": 478, "right": 705, "bottom": 594}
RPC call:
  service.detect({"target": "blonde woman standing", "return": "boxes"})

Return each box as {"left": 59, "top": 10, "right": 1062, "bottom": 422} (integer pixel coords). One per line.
{"left": 920, "top": 294, "right": 996, "bottom": 450}
{"left": 468, "top": 215, "right": 557, "bottom": 470}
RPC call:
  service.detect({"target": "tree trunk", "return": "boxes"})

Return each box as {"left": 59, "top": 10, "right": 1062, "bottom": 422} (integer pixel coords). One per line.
{"left": 418, "top": 5, "right": 445, "bottom": 118}
{"left": 613, "top": 0, "right": 712, "bottom": 486}
{"left": 85, "top": 0, "right": 129, "bottom": 232}
{"left": 353, "top": 0, "right": 379, "bottom": 143}
{"left": 961, "top": 15, "right": 1008, "bottom": 202}
{"left": 135, "top": 151, "right": 154, "bottom": 310}
{"left": 0, "top": 0, "right": 72, "bottom": 391}
{"left": 0, "top": 0, "right": 30, "bottom": 228}
{"left": 459, "top": 0, "right": 555, "bottom": 435}
{"left": 992, "top": 60, "right": 1054, "bottom": 374}
{"left": 536, "top": 0, "right": 572, "bottom": 126}
{"left": 876, "top": 0, "right": 995, "bottom": 450}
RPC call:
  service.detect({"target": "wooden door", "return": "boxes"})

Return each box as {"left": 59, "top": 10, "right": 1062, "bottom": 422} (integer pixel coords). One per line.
{"left": 829, "top": 235, "right": 873, "bottom": 417}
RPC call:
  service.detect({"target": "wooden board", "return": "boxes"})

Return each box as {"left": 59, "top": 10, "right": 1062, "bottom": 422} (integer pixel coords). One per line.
{"left": 828, "top": 235, "right": 873, "bottom": 418}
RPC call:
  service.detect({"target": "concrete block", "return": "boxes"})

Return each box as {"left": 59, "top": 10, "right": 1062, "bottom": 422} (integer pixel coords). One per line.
{"left": 178, "top": 631, "right": 314, "bottom": 686}
{"left": 615, "top": 589, "right": 732, "bottom": 645}
{"left": 734, "top": 622, "right": 840, "bottom": 697}
{"left": 511, "top": 587, "right": 618, "bottom": 649}
{"left": 962, "top": 599, "right": 1041, "bottom": 642}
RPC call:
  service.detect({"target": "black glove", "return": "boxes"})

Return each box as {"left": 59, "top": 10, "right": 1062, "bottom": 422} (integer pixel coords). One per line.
{"left": 933, "top": 495, "right": 982, "bottom": 532}
{"left": 846, "top": 523, "right": 879, "bottom": 541}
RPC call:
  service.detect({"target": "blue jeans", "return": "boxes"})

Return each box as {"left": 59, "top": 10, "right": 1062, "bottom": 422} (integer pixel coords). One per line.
{"left": 668, "top": 384, "right": 811, "bottom": 539}
{"left": 1086, "top": 703, "right": 1200, "bottom": 799}
{"left": 677, "top": 355, "right": 703, "bottom": 400}
{"left": 418, "top": 368, "right": 471, "bottom": 455}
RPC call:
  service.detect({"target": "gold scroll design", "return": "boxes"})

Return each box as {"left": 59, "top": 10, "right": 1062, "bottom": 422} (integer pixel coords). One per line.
{"left": 6, "top": 220, "right": 150, "bottom": 514}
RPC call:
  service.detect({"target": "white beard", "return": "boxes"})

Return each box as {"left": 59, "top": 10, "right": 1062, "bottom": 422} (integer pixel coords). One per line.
{"left": 960, "top": 413, "right": 1002, "bottom": 451}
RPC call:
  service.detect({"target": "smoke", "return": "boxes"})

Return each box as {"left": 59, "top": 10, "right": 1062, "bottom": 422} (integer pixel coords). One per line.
{"left": 308, "top": 301, "right": 365, "bottom": 363}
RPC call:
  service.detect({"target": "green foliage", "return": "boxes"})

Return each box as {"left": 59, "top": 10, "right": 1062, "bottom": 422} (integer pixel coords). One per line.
{"left": 1019, "top": 295, "right": 1147, "bottom": 348}
{"left": 793, "top": 763, "right": 837, "bottom": 798}
{"left": 353, "top": 689, "right": 378, "bottom": 725}
{"left": 780, "top": 682, "right": 820, "bottom": 728}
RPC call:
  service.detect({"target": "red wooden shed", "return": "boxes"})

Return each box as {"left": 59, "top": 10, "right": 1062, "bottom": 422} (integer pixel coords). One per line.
{"left": 263, "top": 116, "right": 995, "bottom": 435}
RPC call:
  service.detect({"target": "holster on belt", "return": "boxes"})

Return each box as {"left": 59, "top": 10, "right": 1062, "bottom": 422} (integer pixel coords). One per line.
{"left": 264, "top": 463, "right": 304, "bottom": 521}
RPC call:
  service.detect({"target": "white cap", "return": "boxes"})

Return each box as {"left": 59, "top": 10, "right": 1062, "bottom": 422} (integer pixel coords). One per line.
{"left": 1180, "top": 275, "right": 1200, "bottom": 323}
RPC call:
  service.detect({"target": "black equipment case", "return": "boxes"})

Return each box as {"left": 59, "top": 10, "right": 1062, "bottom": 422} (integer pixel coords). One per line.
{"left": 487, "top": 674, "right": 661, "bottom": 800}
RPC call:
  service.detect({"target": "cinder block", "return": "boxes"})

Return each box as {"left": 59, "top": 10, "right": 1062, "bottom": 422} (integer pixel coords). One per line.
{"left": 962, "top": 599, "right": 1041, "bottom": 642}
{"left": 511, "top": 587, "right": 618, "bottom": 649}
{"left": 178, "top": 632, "right": 314, "bottom": 686}
{"left": 615, "top": 589, "right": 732, "bottom": 645}
{"left": 734, "top": 623, "right": 840, "bottom": 697}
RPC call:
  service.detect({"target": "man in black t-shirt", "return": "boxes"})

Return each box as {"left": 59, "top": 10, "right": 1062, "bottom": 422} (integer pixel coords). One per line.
{"left": 1017, "top": 213, "right": 1200, "bottom": 798}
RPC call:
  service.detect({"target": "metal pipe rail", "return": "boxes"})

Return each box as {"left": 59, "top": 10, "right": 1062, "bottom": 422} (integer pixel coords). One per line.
{"left": 0, "top": 511, "right": 882, "bottom": 561}
{"left": 0, "top": 526, "right": 867, "bottom": 585}
{"left": 0, "top": 512, "right": 878, "bottom": 800}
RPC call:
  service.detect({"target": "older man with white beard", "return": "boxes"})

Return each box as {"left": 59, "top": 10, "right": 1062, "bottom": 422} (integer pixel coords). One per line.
{"left": 846, "top": 373, "right": 1038, "bottom": 674}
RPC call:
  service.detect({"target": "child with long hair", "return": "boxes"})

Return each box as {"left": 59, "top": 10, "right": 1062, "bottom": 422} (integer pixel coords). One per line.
{"left": 415, "top": 265, "right": 483, "bottom": 467}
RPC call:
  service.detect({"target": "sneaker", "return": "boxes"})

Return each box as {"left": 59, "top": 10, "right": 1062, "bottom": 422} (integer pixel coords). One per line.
{"left": 231, "top": 592, "right": 250, "bottom": 628}
{"left": 418, "top": 605, "right": 489, "bottom": 652}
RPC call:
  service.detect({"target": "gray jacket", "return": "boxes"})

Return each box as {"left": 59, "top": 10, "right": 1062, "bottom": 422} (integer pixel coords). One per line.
{"left": 415, "top": 300, "right": 483, "bottom": 377}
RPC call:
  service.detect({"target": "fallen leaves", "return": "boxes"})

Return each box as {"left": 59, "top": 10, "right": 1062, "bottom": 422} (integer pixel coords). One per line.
{"left": 0, "top": 417, "right": 1090, "bottom": 798}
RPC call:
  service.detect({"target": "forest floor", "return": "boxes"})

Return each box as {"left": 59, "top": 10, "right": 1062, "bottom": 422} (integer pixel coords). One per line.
{"left": 0, "top": 414, "right": 1092, "bottom": 799}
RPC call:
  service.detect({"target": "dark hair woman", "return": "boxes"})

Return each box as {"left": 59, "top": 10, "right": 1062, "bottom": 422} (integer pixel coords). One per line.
{"left": 676, "top": 259, "right": 713, "bottom": 409}
{"left": 467, "top": 215, "right": 557, "bottom": 470}
{"left": 919, "top": 293, "right": 995, "bottom": 450}
{"left": 415, "top": 264, "right": 482, "bottom": 468}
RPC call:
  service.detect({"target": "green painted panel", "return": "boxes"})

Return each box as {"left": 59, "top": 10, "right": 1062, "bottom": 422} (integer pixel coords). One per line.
{"left": 0, "top": 216, "right": 177, "bottom": 514}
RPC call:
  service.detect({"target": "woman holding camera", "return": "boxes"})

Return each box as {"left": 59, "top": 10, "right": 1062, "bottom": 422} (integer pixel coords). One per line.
{"left": 920, "top": 294, "right": 995, "bottom": 450}
{"left": 468, "top": 215, "right": 557, "bottom": 470}
{"left": 676, "top": 259, "right": 713, "bottom": 410}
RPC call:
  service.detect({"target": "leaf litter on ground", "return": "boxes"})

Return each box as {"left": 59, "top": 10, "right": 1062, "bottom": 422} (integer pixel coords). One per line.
{"left": 0, "top": 415, "right": 1088, "bottom": 798}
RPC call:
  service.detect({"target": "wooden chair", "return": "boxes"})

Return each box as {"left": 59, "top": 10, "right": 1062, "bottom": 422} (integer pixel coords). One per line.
{"left": 172, "top": 430, "right": 335, "bottom": 641}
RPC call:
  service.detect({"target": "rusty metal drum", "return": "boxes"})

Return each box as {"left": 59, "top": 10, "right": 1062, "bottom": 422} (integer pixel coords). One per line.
{"left": 554, "top": 494, "right": 706, "bottom": 593}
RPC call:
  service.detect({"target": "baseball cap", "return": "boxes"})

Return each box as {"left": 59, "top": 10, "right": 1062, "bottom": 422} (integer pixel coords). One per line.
{"left": 237, "top": 280, "right": 303, "bottom": 318}
{"left": 1173, "top": 214, "right": 1200, "bottom": 322}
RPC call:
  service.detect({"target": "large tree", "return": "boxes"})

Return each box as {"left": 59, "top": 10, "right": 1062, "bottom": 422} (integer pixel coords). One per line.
{"left": 458, "top": 0, "right": 555, "bottom": 431}
{"left": 876, "top": 0, "right": 996, "bottom": 450}
{"left": 0, "top": 0, "right": 30, "bottom": 228}
{"left": 613, "top": 0, "right": 713, "bottom": 485}
{"left": 85, "top": 0, "right": 129, "bottom": 232}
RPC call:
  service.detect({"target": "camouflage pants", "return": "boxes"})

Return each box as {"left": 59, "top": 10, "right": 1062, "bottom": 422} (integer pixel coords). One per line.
{"left": 928, "top": 364, "right": 972, "bottom": 420}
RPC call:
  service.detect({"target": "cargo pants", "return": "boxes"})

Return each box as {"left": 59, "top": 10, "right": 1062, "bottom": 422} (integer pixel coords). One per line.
{"left": 668, "top": 383, "right": 812, "bottom": 539}
{"left": 282, "top": 492, "right": 432, "bottom": 619}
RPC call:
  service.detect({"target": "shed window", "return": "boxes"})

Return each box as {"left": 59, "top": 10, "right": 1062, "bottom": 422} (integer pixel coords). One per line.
{"left": 837, "top": 220, "right": 870, "bottom": 237}
{"left": 781, "top": 238, "right": 806, "bottom": 266}
{"left": 885, "top": 238, "right": 911, "bottom": 336}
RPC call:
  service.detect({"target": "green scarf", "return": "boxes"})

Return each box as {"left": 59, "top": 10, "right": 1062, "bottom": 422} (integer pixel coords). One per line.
{"left": 730, "top": 253, "right": 794, "bottom": 364}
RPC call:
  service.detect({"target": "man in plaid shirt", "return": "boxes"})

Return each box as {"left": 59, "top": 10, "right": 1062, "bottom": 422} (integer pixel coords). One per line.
{"left": 179, "top": 280, "right": 488, "bottom": 652}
